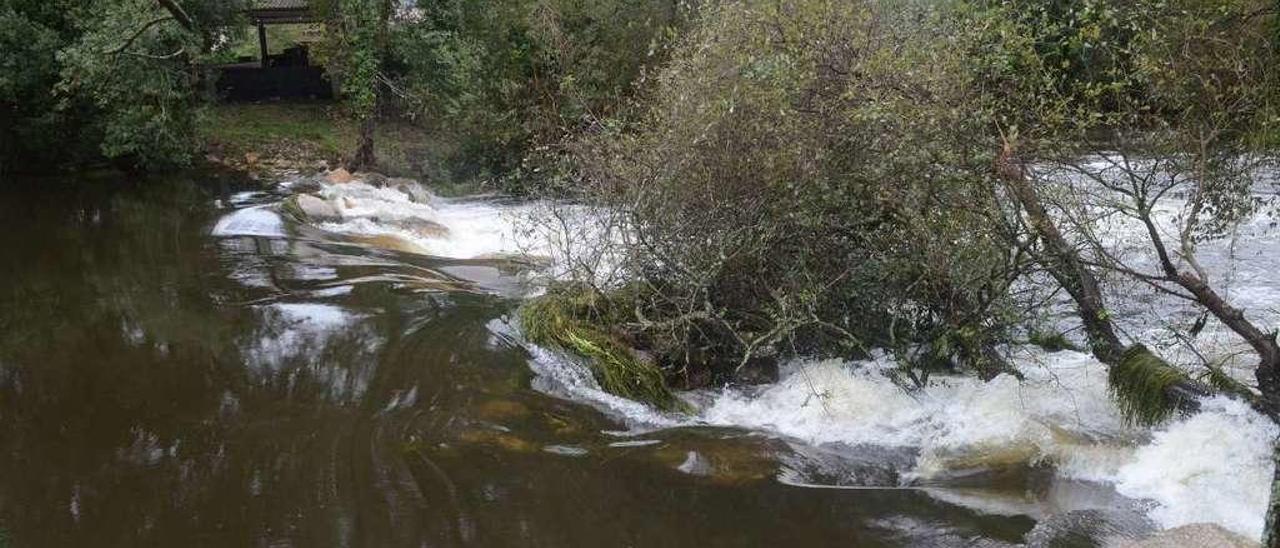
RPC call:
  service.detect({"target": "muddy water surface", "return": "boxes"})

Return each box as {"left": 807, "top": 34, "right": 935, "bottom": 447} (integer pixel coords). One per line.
{"left": 0, "top": 174, "right": 1115, "bottom": 547}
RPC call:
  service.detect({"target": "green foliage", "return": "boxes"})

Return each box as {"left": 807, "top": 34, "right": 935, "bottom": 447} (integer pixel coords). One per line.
{"left": 1198, "top": 362, "right": 1255, "bottom": 399}
{"left": 1109, "top": 345, "right": 1187, "bottom": 425}
{"left": 385, "top": 0, "right": 687, "bottom": 189}
{"left": 1, "top": 0, "right": 247, "bottom": 172}
{"left": 326, "top": 0, "right": 382, "bottom": 120}
{"left": 561, "top": 0, "right": 1025, "bottom": 383}
{"left": 0, "top": 1, "right": 96, "bottom": 168}
{"left": 519, "top": 286, "right": 678, "bottom": 409}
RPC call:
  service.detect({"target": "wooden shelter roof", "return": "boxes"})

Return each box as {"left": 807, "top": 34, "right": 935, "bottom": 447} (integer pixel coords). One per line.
{"left": 248, "top": 0, "right": 315, "bottom": 24}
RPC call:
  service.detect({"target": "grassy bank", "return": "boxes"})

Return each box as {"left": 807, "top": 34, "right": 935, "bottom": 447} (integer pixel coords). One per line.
{"left": 200, "top": 102, "right": 459, "bottom": 187}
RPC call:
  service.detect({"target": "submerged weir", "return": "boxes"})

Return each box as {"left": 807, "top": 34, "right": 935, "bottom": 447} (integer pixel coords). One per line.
{"left": 0, "top": 171, "right": 1272, "bottom": 546}
{"left": 265, "top": 172, "right": 1280, "bottom": 542}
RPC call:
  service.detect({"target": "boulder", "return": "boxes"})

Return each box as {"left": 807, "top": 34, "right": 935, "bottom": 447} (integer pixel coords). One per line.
{"left": 1109, "top": 524, "right": 1258, "bottom": 548}
{"left": 287, "top": 177, "right": 325, "bottom": 195}
{"left": 389, "top": 178, "right": 432, "bottom": 203}
{"left": 355, "top": 171, "right": 389, "bottom": 187}
{"left": 326, "top": 167, "right": 354, "bottom": 184}
{"left": 390, "top": 217, "right": 449, "bottom": 239}
{"left": 284, "top": 194, "right": 340, "bottom": 222}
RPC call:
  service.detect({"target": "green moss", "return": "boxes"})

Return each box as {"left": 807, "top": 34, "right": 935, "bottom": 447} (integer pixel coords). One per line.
{"left": 1028, "top": 329, "right": 1080, "bottom": 352}
{"left": 279, "top": 195, "right": 308, "bottom": 223}
{"left": 1108, "top": 344, "right": 1187, "bottom": 425}
{"left": 519, "top": 287, "right": 679, "bottom": 410}
{"left": 1199, "top": 363, "right": 1253, "bottom": 399}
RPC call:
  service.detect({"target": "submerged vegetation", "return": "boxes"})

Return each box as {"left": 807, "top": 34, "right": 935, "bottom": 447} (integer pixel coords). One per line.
{"left": 519, "top": 285, "right": 678, "bottom": 409}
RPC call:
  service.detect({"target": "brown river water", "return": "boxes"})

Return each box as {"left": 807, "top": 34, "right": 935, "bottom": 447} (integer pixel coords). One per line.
{"left": 0, "top": 173, "right": 1145, "bottom": 547}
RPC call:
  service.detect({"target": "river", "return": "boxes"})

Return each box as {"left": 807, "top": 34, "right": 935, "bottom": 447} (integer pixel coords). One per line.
{"left": 0, "top": 171, "right": 1271, "bottom": 546}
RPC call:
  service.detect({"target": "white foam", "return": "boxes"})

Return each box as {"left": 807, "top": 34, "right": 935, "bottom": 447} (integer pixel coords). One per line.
{"left": 270, "top": 175, "right": 1280, "bottom": 539}
{"left": 1111, "top": 396, "right": 1277, "bottom": 539}
{"left": 695, "top": 352, "right": 1276, "bottom": 540}
{"left": 211, "top": 206, "right": 285, "bottom": 238}
{"left": 701, "top": 351, "right": 1135, "bottom": 471}
{"left": 294, "top": 181, "right": 593, "bottom": 264}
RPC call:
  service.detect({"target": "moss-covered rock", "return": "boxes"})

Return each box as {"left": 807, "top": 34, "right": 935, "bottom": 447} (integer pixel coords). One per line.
{"left": 519, "top": 286, "right": 679, "bottom": 410}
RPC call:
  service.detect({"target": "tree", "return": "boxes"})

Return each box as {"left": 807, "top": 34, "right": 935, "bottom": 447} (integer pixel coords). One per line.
{"left": 1, "top": 0, "right": 245, "bottom": 172}
{"left": 315, "top": 0, "right": 391, "bottom": 170}
{"left": 969, "top": 0, "right": 1280, "bottom": 542}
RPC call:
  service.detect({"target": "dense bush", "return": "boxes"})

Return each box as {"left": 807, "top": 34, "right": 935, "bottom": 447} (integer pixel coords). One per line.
{"left": 384, "top": 0, "right": 689, "bottom": 189}
{"left": 1, "top": 0, "right": 246, "bottom": 173}
{"left": 543, "top": 0, "right": 1031, "bottom": 390}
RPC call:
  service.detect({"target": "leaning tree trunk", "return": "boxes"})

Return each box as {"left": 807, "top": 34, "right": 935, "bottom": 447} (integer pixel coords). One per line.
{"left": 995, "top": 142, "right": 1210, "bottom": 409}
{"left": 1000, "top": 141, "right": 1280, "bottom": 543}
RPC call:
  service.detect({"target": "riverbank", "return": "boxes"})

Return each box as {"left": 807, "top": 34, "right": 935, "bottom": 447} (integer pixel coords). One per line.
{"left": 200, "top": 102, "right": 471, "bottom": 192}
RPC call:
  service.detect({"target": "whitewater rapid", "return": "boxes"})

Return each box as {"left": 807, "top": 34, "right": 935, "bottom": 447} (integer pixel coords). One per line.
{"left": 702, "top": 353, "right": 1277, "bottom": 539}
{"left": 519, "top": 342, "right": 1276, "bottom": 539}
{"left": 213, "top": 172, "right": 1280, "bottom": 542}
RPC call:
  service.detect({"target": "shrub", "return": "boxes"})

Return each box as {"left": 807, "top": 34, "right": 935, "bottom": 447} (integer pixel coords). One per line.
{"left": 555, "top": 0, "right": 1029, "bottom": 387}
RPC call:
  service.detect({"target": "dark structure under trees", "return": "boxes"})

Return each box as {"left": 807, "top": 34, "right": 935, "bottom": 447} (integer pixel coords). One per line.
{"left": 213, "top": 0, "right": 334, "bottom": 101}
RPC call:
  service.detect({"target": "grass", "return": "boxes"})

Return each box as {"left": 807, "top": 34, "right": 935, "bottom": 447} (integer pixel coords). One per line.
{"left": 202, "top": 102, "right": 354, "bottom": 162}
{"left": 200, "top": 103, "right": 461, "bottom": 185}
{"left": 519, "top": 286, "right": 680, "bottom": 410}
{"left": 1027, "top": 329, "right": 1081, "bottom": 352}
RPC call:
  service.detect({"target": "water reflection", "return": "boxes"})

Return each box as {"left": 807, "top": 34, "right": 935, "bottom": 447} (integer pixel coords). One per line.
{"left": 0, "top": 175, "right": 1045, "bottom": 547}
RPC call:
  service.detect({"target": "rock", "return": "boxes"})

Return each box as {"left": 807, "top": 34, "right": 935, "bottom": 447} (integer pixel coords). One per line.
{"left": 1108, "top": 524, "right": 1258, "bottom": 548}
{"left": 326, "top": 167, "right": 354, "bottom": 184}
{"left": 285, "top": 194, "right": 340, "bottom": 222}
{"left": 475, "top": 399, "right": 531, "bottom": 422}
{"left": 1026, "top": 509, "right": 1155, "bottom": 548}
{"left": 389, "top": 178, "right": 432, "bottom": 203}
{"left": 390, "top": 217, "right": 449, "bottom": 239}
{"left": 355, "top": 171, "right": 389, "bottom": 187}
{"left": 733, "top": 355, "right": 779, "bottom": 385}
{"left": 244, "top": 152, "right": 260, "bottom": 164}
{"left": 287, "top": 177, "right": 325, "bottom": 195}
